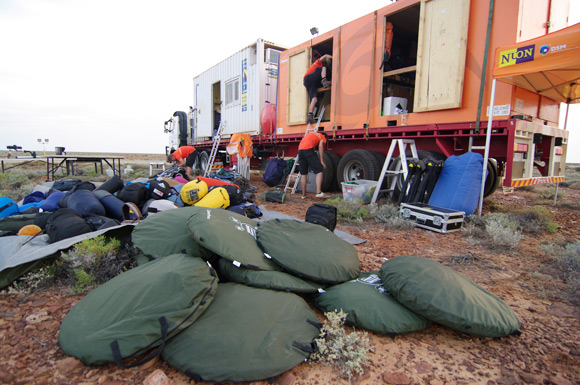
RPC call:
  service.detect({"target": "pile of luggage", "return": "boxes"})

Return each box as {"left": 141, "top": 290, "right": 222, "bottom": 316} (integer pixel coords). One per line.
{"left": 0, "top": 167, "right": 260, "bottom": 243}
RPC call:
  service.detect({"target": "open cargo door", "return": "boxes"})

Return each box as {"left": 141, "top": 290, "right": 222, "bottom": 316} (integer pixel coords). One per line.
{"left": 414, "top": 0, "right": 470, "bottom": 112}
{"left": 287, "top": 49, "right": 309, "bottom": 125}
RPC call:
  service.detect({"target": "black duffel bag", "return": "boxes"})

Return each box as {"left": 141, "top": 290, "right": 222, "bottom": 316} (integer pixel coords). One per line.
{"left": 305, "top": 203, "right": 337, "bottom": 232}
{"left": 45, "top": 208, "right": 93, "bottom": 243}
{"left": 117, "top": 182, "right": 150, "bottom": 208}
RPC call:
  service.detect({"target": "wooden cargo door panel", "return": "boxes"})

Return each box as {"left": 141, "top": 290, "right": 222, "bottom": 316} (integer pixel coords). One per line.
{"left": 414, "top": 0, "right": 470, "bottom": 112}
{"left": 287, "top": 49, "right": 309, "bottom": 125}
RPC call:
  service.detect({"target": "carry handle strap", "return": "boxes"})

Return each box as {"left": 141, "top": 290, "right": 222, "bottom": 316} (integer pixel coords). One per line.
{"left": 111, "top": 316, "right": 169, "bottom": 368}
{"left": 0, "top": 201, "right": 14, "bottom": 213}
{"left": 307, "top": 319, "right": 323, "bottom": 329}
{"left": 292, "top": 341, "right": 316, "bottom": 353}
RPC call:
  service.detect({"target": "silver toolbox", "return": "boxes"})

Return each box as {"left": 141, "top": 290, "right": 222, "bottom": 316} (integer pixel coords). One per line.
{"left": 400, "top": 203, "right": 465, "bottom": 233}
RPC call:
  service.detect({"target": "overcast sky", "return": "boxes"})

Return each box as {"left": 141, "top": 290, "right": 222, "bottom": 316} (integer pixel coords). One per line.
{"left": 1, "top": 0, "right": 579, "bottom": 162}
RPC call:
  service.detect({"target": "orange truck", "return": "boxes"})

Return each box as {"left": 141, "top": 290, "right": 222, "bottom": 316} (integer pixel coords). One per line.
{"left": 177, "top": 0, "right": 574, "bottom": 197}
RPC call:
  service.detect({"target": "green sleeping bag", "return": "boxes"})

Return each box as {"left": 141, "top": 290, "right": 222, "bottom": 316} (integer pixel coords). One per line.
{"left": 58, "top": 254, "right": 218, "bottom": 366}
{"left": 187, "top": 207, "right": 281, "bottom": 271}
{"left": 162, "top": 282, "right": 320, "bottom": 382}
{"left": 314, "top": 271, "right": 431, "bottom": 335}
{"left": 217, "top": 257, "right": 323, "bottom": 294}
{"left": 131, "top": 206, "right": 214, "bottom": 262}
{"left": 379, "top": 256, "right": 521, "bottom": 337}
{"left": 256, "top": 219, "right": 360, "bottom": 284}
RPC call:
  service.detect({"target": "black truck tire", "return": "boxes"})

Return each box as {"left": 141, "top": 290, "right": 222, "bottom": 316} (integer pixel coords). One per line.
{"left": 337, "top": 150, "right": 383, "bottom": 185}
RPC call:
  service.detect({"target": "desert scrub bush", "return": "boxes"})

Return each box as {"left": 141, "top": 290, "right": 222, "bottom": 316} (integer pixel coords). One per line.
{"left": 511, "top": 206, "right": 558, "bottom": 234}
{"left": 485, "top": 199, "right": 504, "bottom": 212}
{"left": 370, "top": 202, "right": 415, "bottom": 229}
{"left": 53, "top": 235, "right": 136, "bottom": 293}
{"left": 325, "top": 197, "right": 372, "bottom": 224}
{"left": 462, "top": 213, "right": 522, "bottom": 249}
{"left": 535, "top": 184, "right": 564, "bottom": 201}
{"left": 310, "top": 310, "right": 371, "bottom": 379}
{"left": 5, "top": 266, "right": 54, "bottom": 294}
{"left": 483, "top": 213, "right": 523, "bottom": 249}
{"left": 0, "top": 172, "right": 40, "bottom": 201}
{"left": 555, "top": 241, "right": 580, "bottom": 305}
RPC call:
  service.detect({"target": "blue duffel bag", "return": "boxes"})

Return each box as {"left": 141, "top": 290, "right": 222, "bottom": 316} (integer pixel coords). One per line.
{"left": 67, "top": 189, "right": 106, "bottom": 217}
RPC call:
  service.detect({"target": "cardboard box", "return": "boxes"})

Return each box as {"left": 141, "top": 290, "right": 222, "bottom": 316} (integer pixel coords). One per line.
{"left": 400, "top": 203, "right": 465, "bottom": 233}
{"left": 383, "top": 97, "right": 408, "bottom": 116}
{"left": 341, "top": 180, "right": 377, "bottom": 204}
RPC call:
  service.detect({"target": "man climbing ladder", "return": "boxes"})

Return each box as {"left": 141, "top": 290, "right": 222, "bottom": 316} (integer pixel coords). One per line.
{"left": 303, "top": 53, "right": 332, "bottom": 123}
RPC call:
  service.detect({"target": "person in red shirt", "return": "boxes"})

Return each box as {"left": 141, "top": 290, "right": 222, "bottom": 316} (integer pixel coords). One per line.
{"left": 167, "top": 145, "right": 199, "bottom": 180}
{"left": 298, "top": 131, "right": 328, "bottom": 199}
{"left": 303, "top": 54, "right": 332, "bottom": 123}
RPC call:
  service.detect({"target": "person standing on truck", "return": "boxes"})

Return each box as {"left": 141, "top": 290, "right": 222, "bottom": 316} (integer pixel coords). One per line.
{"left": 303, "top": 54, "right": 332, "bottom": 124}
{"left": 167, "top": 145, "right": 199, "bottom": 180}
{"left": 298, "top": 131, "right": 327, "bottom": 199}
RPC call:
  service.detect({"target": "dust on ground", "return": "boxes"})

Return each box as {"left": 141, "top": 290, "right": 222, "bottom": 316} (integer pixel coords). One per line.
{"left": 1, "top": 164, "right": 579, "bottom": 385}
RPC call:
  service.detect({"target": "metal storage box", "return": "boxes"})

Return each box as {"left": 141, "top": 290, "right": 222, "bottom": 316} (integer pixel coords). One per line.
{"left": 400, "top": 203, "right": 465, "bottom": 233}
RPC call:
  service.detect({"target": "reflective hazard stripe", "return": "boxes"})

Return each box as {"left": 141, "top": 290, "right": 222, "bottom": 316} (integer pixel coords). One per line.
{"left": 510, "top": 176, "right": 565, "bottom": 187}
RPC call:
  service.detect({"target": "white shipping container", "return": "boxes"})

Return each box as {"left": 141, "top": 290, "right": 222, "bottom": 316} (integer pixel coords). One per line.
{"left": 193, "top": 39, "right": 285, "bottom": 141}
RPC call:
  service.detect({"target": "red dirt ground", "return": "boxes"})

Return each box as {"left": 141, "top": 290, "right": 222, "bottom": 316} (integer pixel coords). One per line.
{"left": 1, "top": 169, "right": 579, "bottom": 385}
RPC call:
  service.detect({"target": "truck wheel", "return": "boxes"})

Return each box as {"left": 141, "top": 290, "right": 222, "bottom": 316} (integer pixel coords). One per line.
{"left": 337, "top": 150, "right": 383, "bottom": 185}
{"left": 197, "top": 151, "right": 210, "bottom": 173}
{"left": 484, "top": 158, "right": 499, "bottom": 197}
{"left": 321, "top": 152, "right": 335, "bottom": 192}
{"left": 325, "top": 152, "right": 341, "bottom": 192}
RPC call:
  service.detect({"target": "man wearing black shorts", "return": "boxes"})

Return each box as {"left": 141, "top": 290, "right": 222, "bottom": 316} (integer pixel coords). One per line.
{"left": 303, "top": 54, "right": 332, "bottom": 123}
{"left": 297, "top": 131, "right": 327, "bottom": 199}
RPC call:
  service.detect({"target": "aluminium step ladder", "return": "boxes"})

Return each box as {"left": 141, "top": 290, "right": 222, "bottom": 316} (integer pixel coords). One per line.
{"left": 283, "top": 106, "right": 326, "bottom": 194}
{"left": 370, "top": 139, "right": 418, "bottom": 204}
{"left": 203, "top": 121, "right": 225, "bottom": 177}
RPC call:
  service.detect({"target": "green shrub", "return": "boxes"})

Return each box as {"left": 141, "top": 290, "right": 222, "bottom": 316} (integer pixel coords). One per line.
{"left": 53, "top": 235, "right": 135, "bottom": 293}
{"left": 73, "top": 235, "right": 121, "bottom": 260}
{"left": 483, "top": 213, "right": 523, "bottom": 249}
{"left": 310, "top": 310, "right": 371, "bottom": 379}
{"left": 5, "top": 266, "right": 54, "bottom": 294}
{"left": 0, "top": 172, "right": 42, "bottom": 201}
{"left": 557, "top": 242, "right": 580, "bottom": 304}
{"left": 463, "top": 213, "right": 523, "bottom": 249}
{"left": 73, "top": 268, "right": 97, "bottom": 293}
{"left": 511, "top": 206, "right": 557, "bottom": 234}
{"left": 324, "top": 198, "right": 372, "bottom": 224}
{"left": 370, "top": 202, "right": 415, "bottom": 229}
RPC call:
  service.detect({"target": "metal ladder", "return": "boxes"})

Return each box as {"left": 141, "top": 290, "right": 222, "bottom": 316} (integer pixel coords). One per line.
{"left": 283, "top": 106, "right": 326, "bottom": 194}
{"left": 370, "top": 139, "right": 418, "bottom": 204}
{"left": 203, "top": 120, "right": 225, "bottom": 177}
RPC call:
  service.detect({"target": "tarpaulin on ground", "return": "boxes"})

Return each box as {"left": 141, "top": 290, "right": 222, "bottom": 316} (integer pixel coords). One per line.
{"left": 0, "top": 224, "right": 134, "bottom": 289}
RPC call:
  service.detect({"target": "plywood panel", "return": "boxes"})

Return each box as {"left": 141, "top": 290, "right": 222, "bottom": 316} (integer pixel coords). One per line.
{"left": 287, "top": 49, "right": 308, "bottom": 125}
{"left": 548, "top": 0, "right": 570, "bottom": 32}
{"left": 414, "top": 0, "right": 470, "bottom": 112}
{"left": 518, "top": 0, "right": 549, "bottom": 41}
